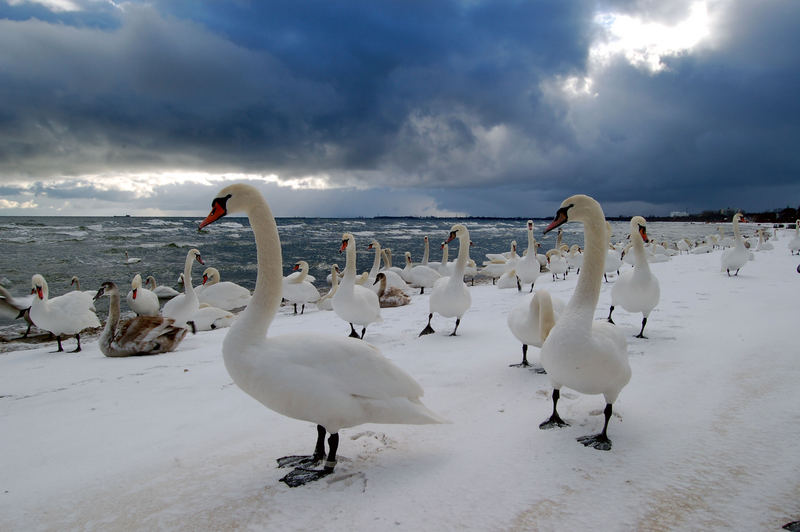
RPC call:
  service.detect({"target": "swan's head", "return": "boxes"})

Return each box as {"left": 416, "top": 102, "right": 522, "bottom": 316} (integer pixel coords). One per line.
{"left": 70, "top": 276, "right": 79, "bottom": 288}
{"left": 510, "top": 241, "right": 517, "bottom": 252}
{"left": 373, "top": 272, "right": 386, "bottom": 285}
{"left": 630, "top": 216, "right": 649, "bottom": 243}
{"left": 145, "top": 275, "right": 157, "bottom": 290}
{"left": 405, "top": 251, "right": 412, "bottom": 264}
{"left": 131, "top": 273, "right": 143, "bottom": 298}
{"left": 202, "top": 267, "right": 220, "bottom": 285}
{"left": 544, "top": 194, "right": 603, "bottom": 234}
{"left": 200, "top": 183, "right": 265, "bottom": 229}
{"left": 340, "top": 233, "right": 355, "bottom": 253}
{"left": 527, "top": 220, "right": 533, "bottom": 230}
{"left": 447, "top": 224, "right": 469, "bottom": 243}
{"left": 733, "top": 212, "right": 743, "bottom": 223}
{"left": 368, "top": 239, "right": 380, "bottom": 250}
{"left": 31, "top": 274, "right": 47, "bottom": 300}
{"left": 292, "top": 260, "right": 308, "bottom": 272}
{"left": 189, "top": 248, "right": 205, "bottom": 265}
{"left": 440, "top": 241, "right": 447, "bottom": 250}
{"left": 94, "top": 281, "right": 119, "bottom": 301}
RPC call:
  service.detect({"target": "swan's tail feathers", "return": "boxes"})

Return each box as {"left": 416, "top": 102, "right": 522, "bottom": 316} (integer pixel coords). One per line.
{"left": 361, "top": 396, "right": 450, "bottom": 425}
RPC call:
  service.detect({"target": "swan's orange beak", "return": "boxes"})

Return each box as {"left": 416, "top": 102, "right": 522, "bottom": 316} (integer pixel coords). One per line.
{"left": 446, "top": 231, "right": 457, "bottom": 243}
{"left": 293, "top": 264, "right": 300, "bottom": 271}
{"left": 544, "top": 207, "right": 569, "bottom": 234}
{"left": 340, "top": 239, "right": 348, "bottom": 253}
{"left": 35, "top": 286, "right": 43, "bottom": 300}
{"left": 639, "top": 225, "right": 649, "bottom": 243}
{"left": 199, "top": 201, "right": 226, "bottom": 229}
{"left": 202, "top": 274, "right": 208, "bottom": 285}
{"left": 196, "top": 254, "right": 205, "bottom": 265}
{"left": 132, "top": 288, "right": 138, "bottom": 300}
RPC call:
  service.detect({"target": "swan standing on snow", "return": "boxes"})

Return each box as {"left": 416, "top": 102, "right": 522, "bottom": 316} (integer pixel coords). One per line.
{"left": 547, "top": 249, "right": 568, "bottom": 281}
{"left": 94, "top": 281, "right": 187, "bottom": 357}
{"left": 199, "top": 267, "right": 252, "bottom": 311}
{"left": 29, "top": 274, "right": 100, "bottom": 352}
{"left": 516, "top": 220, "right": 541, "bottom": 292}
{"left": 282, "top": 261, "right": 320, "bottom": 315}
{"left": 333, "top": 233, "right": 382, "bottom": 339}
{"left": 419, "top": 224, "right": 472, "bottom": 337}
{"left": 507, "top": 289, "right": 564, "bottom": 371}
{"left": 787, "top": 220, "right": 800, "bottom": 255}
{"left": 367, "top": 240, "right": 409, "bottom": 291}
{"left": 608, "top": 217, "right": 660, "bottom": 339}
{"left": 199, "top": 183, "right": 445, "bottom": 487}
{"left": 162, "top": 249, "right": 205, "bottom": 332}
{"left": 374, "top": 272, "right": 411, "bottom": 307}
{"left": 756, "top": 229, "right": 773, "bottom": 251}
{"left": 145, "top": 275, "right": 180, "bottom": 299}
{"left": 538, "top": 195, "right": 631, "bottom": 451}
{"left": 126, "top": 273, "right": 160, "bottom": 317}
{"left": 404, "top": 252, "right": 441, "bottom": 294}
{"left": 720, "top": 213, "right": 749, "bottom": 276}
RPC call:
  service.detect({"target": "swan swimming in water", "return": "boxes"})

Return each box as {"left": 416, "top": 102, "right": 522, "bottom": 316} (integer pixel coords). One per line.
{"left": 199, "top": 183, "right": 445, "bottom": 487}
{"left": 538, "top": 195, "right": 631, "bottom": 451}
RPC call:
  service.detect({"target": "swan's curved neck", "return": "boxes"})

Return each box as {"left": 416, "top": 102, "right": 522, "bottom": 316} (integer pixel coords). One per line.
{"left": 441, "top": 244, "right": 449, "bottom": 264}
{"left": 732, "top": 217, "right": 741, "bottom": 240}
{"left": 632, "top": 228, "right": 651, "bottom": 273}
{"left": 342, "top": 240, "right": 357, "bottom": 286}
{"left": 536, "top": 292, "right": 556, "bottom": 341}
{"left": 234, "top": 199, "right": 282, "bottom": 339}
{"left": 451, "top": 233, "right": 470, "bottom": 280}
{"left": 183, "top": 255, "right": 197, "bottom": 297}
{"left": 369, "top": 243, "right": 382, "bottom": 277}
{"left": 527, "top": 227, "right": 536, "bottom": 254}
{"left": 422, "top": 238, "right": 430, "bottom": 265}
{"left": 568, "top": 207, "right": 607, "bottom": 324}
{"left": 100, "top": 291, "right": 120, "bottom": 346}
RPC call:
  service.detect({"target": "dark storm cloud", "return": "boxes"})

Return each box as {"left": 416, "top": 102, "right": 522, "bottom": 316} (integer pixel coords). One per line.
{"left": 0, "top": 0, "right": 798, "bottom": 216}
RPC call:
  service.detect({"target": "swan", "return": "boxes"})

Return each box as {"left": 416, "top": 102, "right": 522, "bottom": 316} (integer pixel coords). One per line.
{"left": 676, "top": 239, "right": 690, "bottom": 254}
{"left": 516, "top": 220, "right": 541, "bottom": 292}
{"left": 144, "top": 275, "right": 180, "bottom": 299}
{"left": 436, "top": 242, "right": 454, "bottom": 277}
{"left": 566, "top": 244, "right": 583, "bottom": 275}
{"left": 374, "top": 272, "right": 411, "bottom": 307}
{"left": 125, "top": 273, "right": 160, "bottom": 317}
{"left": 538, "top": 195, "right": 631, "bottom": 451}
{"left": 333, "top": 233, "right": 382, "bottom": 339}
{"left": 404, "top": 252, "right": 441, "bottom": 294}
{"left": 756, "top": 229, "right": 773, "bottom": 251}
{"left": 496, "top": 268, "right": 520, "bottom": 290}
{"left": 787, "top": 220, "right": 800, "bottom": 255}
{"left": 199, "top": 267, "right": 252, "bottom": 311}
{"left": 380, "top": 248, "right": 406, "bottom": 278}
{"left": 0, "top": 285, "right": 34, "bottom": 336}
{"left": 162, "top": 248, "right": 205, "bottom": 332}
{"left": 316, "top": 265, "right": 340, "bottom": 311}
{"left": 419, "top": 224, "right": 472, "bottom": 336}
{"left": 29, "top": 274, "right": 100, "bottom": 352}
{"left": 199, "top": 183, "right": 445, "bottom": 487}
{"left": 124, "top": 250, "right": 142, "bottom": 264}
{"left": 507, "top": 289, "right": 565, "bottom": 371}
{"left": 189, "top": 304, "right": 236, "bottom": 331}
{"left": 282, "top": 261, "right": 320, "bottom": 315}
{"left": 608, "top": 217, "right": 661, "bottom": 338}
{"left": 547, "top": 249, "right": 568, "bottom": 281}
{"left": 93, "top": 281, "right": 187, "bottom": 357}
{"left": 720, "top": 213, "right": 749, "bottom": 276}
{"left": 367, "top": 240, "right": 409, "bottom": 291}
{"left": 421, "top": 235, "right": 440, "bottom": 269}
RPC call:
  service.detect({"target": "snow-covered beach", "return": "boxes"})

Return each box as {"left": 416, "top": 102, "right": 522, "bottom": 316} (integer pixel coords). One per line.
{"left": 2, "top": 232, "right": 799, "bottom": 531}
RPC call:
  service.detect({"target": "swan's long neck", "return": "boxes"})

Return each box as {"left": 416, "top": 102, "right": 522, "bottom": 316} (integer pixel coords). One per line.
{"left": 422, "top": 238, "right": 430, "bottom": 265}
{"left": 183, "top": 255, "right": 197, "bottom": 300}
{"left": 536, "top": 291, "right": 557, "bottom": 342}
{"left": 342, "top": 240, "right": 357, "bottom": 287}
{"left": 369, "top": 243, "right": 381, "bottom": 278}
{"left": 100, "top": 291, "right": 120, "bottom": 347}
{"left": 568, "top": 208, "right": 607, "bottom": 325}
{"left": 527, "top": 227, "right": 536, "bottom": 254}
{"left": 632, "top": 229, "right": 651, "bottom": 275}
{"left": 450, "top": 232, "right": 470, "bottom": 281}
{"left": 441, "top": 244, "right": 449, "bottom": 265}
{"left": 234, "top": 199, "right": 282, "bottom": 340}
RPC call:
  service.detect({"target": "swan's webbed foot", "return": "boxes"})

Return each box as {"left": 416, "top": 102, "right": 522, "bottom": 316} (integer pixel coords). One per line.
{"left": 529, "top": 365, "right": 547, "bottom": 374}
{"left": 634, "top": 317, "right": 648, "bottom": 338}
{"left": 419, "top": 314, "right": 434, "bottom": 336}
{"left": 509, "top": 361, "right": 530, "bottom": 368}
{"left": 449, "top": 318, "right": 461, "bottom": 336}
{"left": 577, "top": 433, "right": 612, "bottom": 451}
{"left": 539, "top": 413, "right": 569, "bottom": 429}
{"left": 276, "top": 455, "right": 320, "bottom": 469}
{"left": 348, "top": 324, "right": 360, "bottom": 338}
{"left": 279, "top": 462, "right": 336, "bottom": 487}
{"left": 782, "top": 520, "right": 800, "bottom": 531}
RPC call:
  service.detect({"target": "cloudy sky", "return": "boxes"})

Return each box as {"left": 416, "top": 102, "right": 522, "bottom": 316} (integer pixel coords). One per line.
{"left": 0, "top": 0, "right": 798, "bottom": 217}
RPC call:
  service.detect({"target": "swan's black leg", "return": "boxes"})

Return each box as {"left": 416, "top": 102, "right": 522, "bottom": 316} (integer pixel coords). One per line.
{"left": 419, "top": 313, "right": 435, "bottom": 336}
{"left": 735, "top": 268, "right": 740, "bottom": 276}
{"left": 607, "top": 305, "right": 615, "bottom": 324}
{"left": 293, "top": 303, "right": 298, "bottom": 314}
{"left": 279, "top": 427, "right": 339, "bottom": 487}
{"left": 300, "top": 304, "right": 305, "bottom": 315}
{"left": 359, "top": 327, "right": 366, "bottom": 340}
{"left": 529, "top": 282, "right": 534, "bottom": 293}
{"left": 54, "top": 335, "right": 65, "bottom": 353}
{"left": 726, "top": 269, "right": 731, "bottom": 277}
{"left": 69, "top": 333, "right": 82, "bottom": 353}
{"left": 516, "top": 276, "right": 521, "bottom": 291}
{"left": 634, "top": 317, "right": 648, "bottom": 339}
{"left": 604, "top": 273, "right": 608, "bottom": 283}
{"left": 186, "top": 320, "right": 197, "bottom": 334}
{"left": 276, "top": 425, "right": 326, "bottom": 469}
{"left": 420, "top": 287, "right": 425, "bottom": 295}
{"left": 577, "top": 403, "right": 614, "bottom": 451}
{"left": 449, "top": 318, "right": 461, "bottom": 336}
{"left": 348, "top": 323, "right": 360, "bottom": 338}
{"left": 539, "top": 388, "right": 569, "bottom": 429}
{"left": 509, "top": 344, "right": 530, "bottom": 368}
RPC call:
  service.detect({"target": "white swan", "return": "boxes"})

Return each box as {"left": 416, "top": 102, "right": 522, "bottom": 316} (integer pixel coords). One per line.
{"left": 124, "top": 250, "right": 142, "bottom": 264}
{"left": 547, "top": 249, "right": 568, "bottom": 281}
{"left": 507, "top": 289, "right": 565, "bottom": 371}
{"left": 0, "top": 285, "right": 33, "bottom": 331}
{"left": 787, "top": 220, "right": 800, "bottom": 255}
{"left": 608, "top": 217, "right": 661, "bottom": 338}
{"left": 333, "top": 233, "right": 382, "bottom": 339}
{"left": 404, "top": 252, "right": 441, "bottom": 294}
{"left": 756, "top": 229, "right": 773, "bottom": 251}
{"left": 29, "top": 274, "right": 100, "bottom": 352}
{"left": 367, "top": 240, "right": 409, "bottom": 292}
{"left": 538, "top": 195, "right": 631, "bottom": 451}
{"left": 94, "top": 281, "right": 187, "bottom": 357}
{"left": 282, "top": 260, "right": 320, "bottom": 314}
{"left": 162, "top": 249, "right": 204, "bottom": 332}
{"left": 189, "top": 304, "right": 236, "bottom": 331}
{"left": 125, "top": 273, "right": 160, "bottom": 317}
{"left": 720, "top": 213, "right": 749, "bottom": 276}
{"left": 374, "top": 272, "right": 411, "bottom": 307}
{"left": 316, "top": 265, "right": 339, "bottom": 311}
{"left": 380, "top": 248, "right": 406, "bottom": 278}
{"left": 516, "top": 220, "right": 541, "bottom": 292}
{"left": 566, "top": 244, "right": 583, "bottom": 274}
{"left": 199, "top": 267, "right": 252, "bottom": 311}
{"left": 419, "top": 224, "right": 472, "bottom": 336}
{"left": 421, "top": 235, "right": 440, "bottom": 269}
{"left": 144, "top": 275, "right": 180, "bottom": 299}
{"left": 199, "top": 183, "right": 445, "bottom": 487}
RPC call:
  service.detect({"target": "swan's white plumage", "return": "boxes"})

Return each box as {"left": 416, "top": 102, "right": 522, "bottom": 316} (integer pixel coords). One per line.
{"left": 162, "top": 249, "right": 204, "bottom": 329}
{"left": 426, "top": 224, "right": 472, "bottom": 328}
{"left": 199, "top": 267, "right": 251, "bottom": 310}
{"left": 29, "top": 274, "right": 100, "bottom": 350}
{"left": 282, "top": 261, "right": 320, "bottom": 312}
{"left": 145, "top": 275, "right": 180, "bottom": 299}
{"left": 126, "top": 273, "right": 160, "bottom": 317}
{"left": 516, "top": 220, "right": 541, "bottom": 291}
{"left": 720, "top": 213, "right": 749, "bottom": 275}
{"left": 332, "top": 233, "right": 382, "bottom": 333}
{"left": 199, "top": 183, "right": 444, "bottom": 439}
{"left": 507, "top": 289, "right": 565, "bottom": 351}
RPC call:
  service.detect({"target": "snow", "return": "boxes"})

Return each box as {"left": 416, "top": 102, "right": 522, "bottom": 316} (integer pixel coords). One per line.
{"left": 2, "top": 243, "right": 799, "bottom": 530}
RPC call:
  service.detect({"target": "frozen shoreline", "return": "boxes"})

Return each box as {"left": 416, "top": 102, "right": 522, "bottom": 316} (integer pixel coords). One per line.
{"left": 2, "top": 244, "right": 799, "bottom": 530}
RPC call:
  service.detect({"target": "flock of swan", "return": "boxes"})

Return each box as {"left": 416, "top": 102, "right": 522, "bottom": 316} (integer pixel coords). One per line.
{"left": 2, "top": 182, "right": 794, "bottom": 487}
